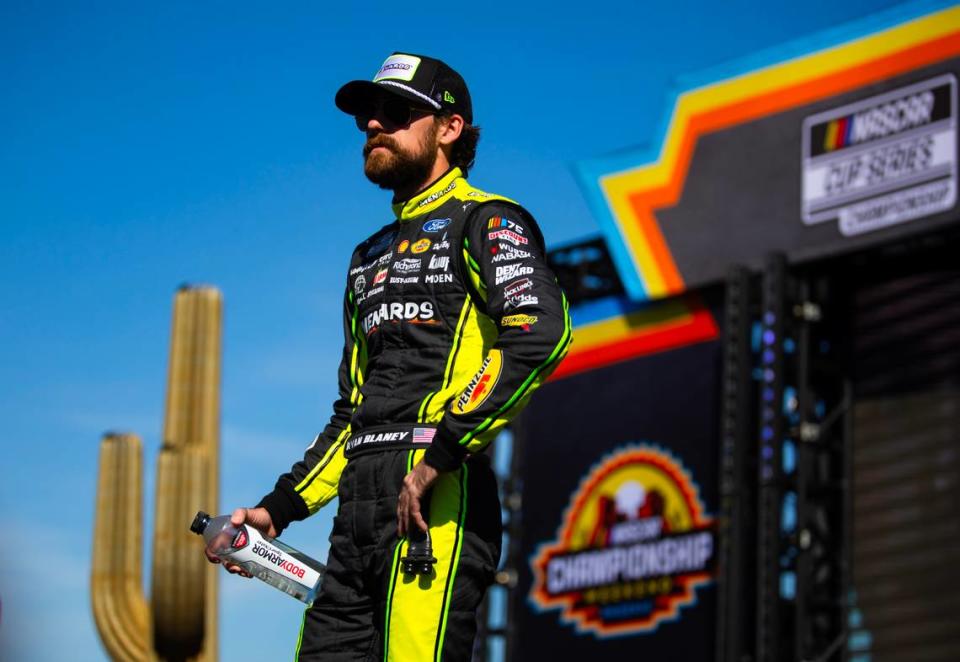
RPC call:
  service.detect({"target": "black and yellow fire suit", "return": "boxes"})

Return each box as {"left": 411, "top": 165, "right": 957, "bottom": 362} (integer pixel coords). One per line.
{"left": 258, "top": 167, "right": 572, "bottom": 661}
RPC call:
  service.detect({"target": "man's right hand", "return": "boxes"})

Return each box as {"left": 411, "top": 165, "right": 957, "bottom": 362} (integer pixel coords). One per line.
{"left": 203, "top": 507, "right": 277, "bottom": 578}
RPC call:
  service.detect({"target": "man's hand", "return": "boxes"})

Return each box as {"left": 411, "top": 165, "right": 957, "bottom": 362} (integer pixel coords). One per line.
{"left": 397, "top": 461, "right": 440, "bottom": 537}
{"left": 204, "top": 507, "right": 277, "bottom": 578}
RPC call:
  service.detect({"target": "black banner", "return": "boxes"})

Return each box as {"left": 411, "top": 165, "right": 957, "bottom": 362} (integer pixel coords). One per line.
{"left": 512, "top": 293, "right": 723, "bottom": 660}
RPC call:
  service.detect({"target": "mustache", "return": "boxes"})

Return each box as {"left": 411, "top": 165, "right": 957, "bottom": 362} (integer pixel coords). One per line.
{"left": 363, "top": 134, "right": 398, "bottom": 158}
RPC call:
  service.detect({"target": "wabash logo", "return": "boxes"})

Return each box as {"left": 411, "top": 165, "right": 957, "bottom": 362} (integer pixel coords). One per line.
{"left": 530, "top": 445, "right": 715, "bottom": 638}
{"left": 453, "top": 350, "right": 503, "bottom": 414}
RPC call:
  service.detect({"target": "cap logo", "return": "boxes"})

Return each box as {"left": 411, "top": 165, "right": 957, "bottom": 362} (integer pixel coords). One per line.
{"left": 443, "top": 90, "right": 455, "bottom": 104}
{"left": 374, "top": 54, "right": 421, "bottom": 83}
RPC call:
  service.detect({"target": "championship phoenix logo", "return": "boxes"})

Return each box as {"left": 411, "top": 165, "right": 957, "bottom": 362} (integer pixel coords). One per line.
{"left": 529, "top": 445, "right": 715, "bottom": 637}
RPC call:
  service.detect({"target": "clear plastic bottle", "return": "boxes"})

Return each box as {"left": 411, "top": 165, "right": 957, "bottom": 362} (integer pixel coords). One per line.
{"left": 191, "top": 511, "right": 325, "bottom": 604}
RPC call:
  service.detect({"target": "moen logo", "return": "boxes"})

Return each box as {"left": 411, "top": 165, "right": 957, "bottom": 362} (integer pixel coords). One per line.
{"left": 530, "top": 445, "right": 715, "bottom": 638}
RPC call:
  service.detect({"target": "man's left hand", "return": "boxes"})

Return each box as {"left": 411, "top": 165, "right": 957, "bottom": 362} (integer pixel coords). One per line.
{"left": 397, "top": 461, "right": 440, "bottom": 537}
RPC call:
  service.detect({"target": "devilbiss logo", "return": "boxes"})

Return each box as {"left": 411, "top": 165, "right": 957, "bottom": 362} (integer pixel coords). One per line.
{"left": 529, "top": 445, "right": 715, "bottom": 637}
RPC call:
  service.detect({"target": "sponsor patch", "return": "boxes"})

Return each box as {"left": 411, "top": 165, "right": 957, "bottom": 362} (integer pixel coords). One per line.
{"left": 412, "top": 238, "right": 432, "bottom": 253}
{"left": 453, "top": 350, "right": 503, "bottom": 414}
{"left": 429, "top": 255, "right": 450, "bottom": 271}
{"left": 365, "top": 230, "right": 397, "bottom": 258}
{"left": 495, "top": 263, "right": 534, "bottom": 285}
{"left": 488, "top": 229, "right": 528, "bottom": 246}
{"left": 357, "top": 285, "right": 384, "bottom": 304}
{"left": 422, "top": 218, "right": 451, "bottom": 233}
{"left": 362, "top": 301, "right": 435, "bottom": 335}
{"left": 350, "top": 262, "right": 374, "bottom": 276}
{"left": 503, "top": 278, "right": 533, "bottom": 297}
{"left": 353, "top": 274, "right": 366, "bottom": 294}
{"left": 491, "top": 246, "right": 532, "bottom": 262}
{"left": 373, "top": 54, "right": 421, "bottom": 82}
{"left": 398, "top": 240, "right": 410, "bottom": 253}
{"left": 501, "top": 314, "right": 538, "bottom": 330}
{"left": 393, "top": 258, "right": 422, "bottom": 274}
{"left": 529, "top": 445, "right": 716, "bottom": 637}
{"left": 417, "top": 180, "right": 457, "bottom": 208}
{"left": 487, "top": 215, "right": 525, "bottom": 234}
{"left": 373, "top": 268, "right": 388, "bottom": 285}
{"left": 389, "top": 276, "right": 419, "bottom": 284}
{"left": 425, "top": 273, "right": 453, "bottom": 284}
{"left": 431, "top": 239, "right": 451, "bottom": 251}
{"left": 505, "top": 293, "right": 538, "bottom": 310}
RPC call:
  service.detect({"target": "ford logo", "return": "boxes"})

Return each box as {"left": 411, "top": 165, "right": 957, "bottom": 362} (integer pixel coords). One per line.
{"left": 422, "top": 218, "right": 451, "bottom": 233}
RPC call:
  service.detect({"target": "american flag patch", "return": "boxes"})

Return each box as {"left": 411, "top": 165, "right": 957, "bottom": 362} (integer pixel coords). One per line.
{"left": 413, "top": 427, "right": 436, "bottom": 444}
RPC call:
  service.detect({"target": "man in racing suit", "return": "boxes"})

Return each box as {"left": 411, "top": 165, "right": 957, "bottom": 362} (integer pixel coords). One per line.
{"left": 209, "top": 52, "right": 571, "bottom": 660}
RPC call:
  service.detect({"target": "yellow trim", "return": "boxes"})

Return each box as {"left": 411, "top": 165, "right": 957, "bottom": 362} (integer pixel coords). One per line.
{"left": 348, "top": 291, "right": 367, "bottom": 405}
{"left": 450, "top": 178, "right": 518, "bottom": 207}
{"left": 293, "top": 431, "right": 350, "bottom": 512}
{"left": 418, "top": 299, "right": 473, "bottom": 422}
{"left": 394, "top": 168, "right": 463, "bottom": 220}
{"left": 386, "top": 451, "right": 466, "bottom": 661}
{"left": 462, "top": 246, "right": 487, "bottom": 300}
{"left": 420, "top": 303, "right": 497, "bottom": 425}
{"left": 382, "top": 451, "right": 410, "bottom": 660}
{"left": 460, "top": 294, "right": 572, "bottom": 453}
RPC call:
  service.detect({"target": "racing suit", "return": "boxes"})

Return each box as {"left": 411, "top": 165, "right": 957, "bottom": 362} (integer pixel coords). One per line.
{"left": 257, "top": 166, "right": 572, "bottom": 660}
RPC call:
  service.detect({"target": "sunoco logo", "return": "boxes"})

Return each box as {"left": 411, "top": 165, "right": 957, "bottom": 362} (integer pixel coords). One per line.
{"left": 530, "top": 445, "right": 715, "bottom": 637}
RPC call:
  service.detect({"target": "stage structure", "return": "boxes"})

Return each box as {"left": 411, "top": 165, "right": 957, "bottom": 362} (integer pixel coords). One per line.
{"left": 500, "top": 4, "right": 960, "bottom": 661}
{"left": 92, "top": 286, "right": 222, "bottom": 662}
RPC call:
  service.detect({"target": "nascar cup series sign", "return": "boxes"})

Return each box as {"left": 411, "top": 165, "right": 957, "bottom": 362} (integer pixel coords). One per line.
{"left": 529, "top": 445, "right": 715, "bottom": 638}
{"left": 802, "top": 74, "right": 957, "bottom": 237}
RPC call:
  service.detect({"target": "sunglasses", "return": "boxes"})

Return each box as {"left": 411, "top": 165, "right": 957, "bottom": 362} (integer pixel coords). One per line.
{"left": 354, "top": 96, "right": 437, "bottom": 130}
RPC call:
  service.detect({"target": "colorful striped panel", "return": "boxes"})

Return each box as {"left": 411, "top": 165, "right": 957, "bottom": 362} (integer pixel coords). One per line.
{"left": 575, "top": 2, "right": 960, "bottom": 301}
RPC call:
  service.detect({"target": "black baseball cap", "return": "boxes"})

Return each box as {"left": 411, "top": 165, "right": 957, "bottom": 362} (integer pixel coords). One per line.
{"left": 335, "top": 52, "right": 473, "bottom": 124}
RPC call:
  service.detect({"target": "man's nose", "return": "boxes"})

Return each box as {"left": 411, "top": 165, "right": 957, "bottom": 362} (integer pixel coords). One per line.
{"left": 366, "top": 114, "right": 386, "bottom": 132}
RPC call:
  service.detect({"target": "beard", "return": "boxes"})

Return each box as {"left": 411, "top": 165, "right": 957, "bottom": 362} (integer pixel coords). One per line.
{"left": 362, "top": 121, "right": 439, "bottom": 192}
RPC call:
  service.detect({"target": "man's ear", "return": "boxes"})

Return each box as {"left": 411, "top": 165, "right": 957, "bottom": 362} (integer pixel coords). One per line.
{"left": 437, "top": 114, "right": 464, "bottom": 146}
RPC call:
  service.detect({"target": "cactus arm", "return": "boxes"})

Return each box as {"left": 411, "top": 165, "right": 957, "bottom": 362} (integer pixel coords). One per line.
{"left": 152, "top": 287, "right": 222, "bottom": 661}
{"left": 91, "top": 433, "right": 152, "bottom": 661}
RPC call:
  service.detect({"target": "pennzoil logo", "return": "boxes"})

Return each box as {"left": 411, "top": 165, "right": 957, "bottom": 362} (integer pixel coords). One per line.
{"left": 530, "top": 445, "right": 715, "bottom": 638}
{"left": 453, "top": 350, "right": 502, "bottom": 414}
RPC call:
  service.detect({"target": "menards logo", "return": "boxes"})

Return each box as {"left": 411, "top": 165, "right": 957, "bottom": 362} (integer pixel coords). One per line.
{"left": 529, "top": 445, "right": 715, "bottom": 637}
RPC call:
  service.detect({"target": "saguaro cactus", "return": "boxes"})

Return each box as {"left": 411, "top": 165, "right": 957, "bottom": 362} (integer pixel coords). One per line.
{"left": 91, "top": 432, "right": 152, "bottom": 660}
{"left": 92, "top": 285, "right": 222, "bottom": 661}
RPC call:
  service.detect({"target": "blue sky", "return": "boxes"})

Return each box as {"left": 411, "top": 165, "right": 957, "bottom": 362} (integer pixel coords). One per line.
{"left": 0, "top": 1, "right": 922, "bottom": 659}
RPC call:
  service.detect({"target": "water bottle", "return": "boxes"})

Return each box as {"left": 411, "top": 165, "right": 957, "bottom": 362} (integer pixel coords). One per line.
{"left": 190, "top": 511, "right": 325, "bottom": 604}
